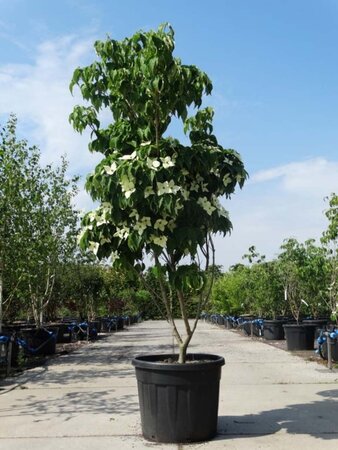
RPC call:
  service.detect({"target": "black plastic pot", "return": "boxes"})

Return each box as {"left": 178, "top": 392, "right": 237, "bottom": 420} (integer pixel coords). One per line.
{"left": 216, "top": 316, "right": 225, "bottom": 326}
{"left": 0, "top": 332, "right": 19, "bottom": 366}
{"left": 224, "top": 317, "right": 234, "bottom": 329}
{"left": 319, "top": 340, "right": 338, "bottom": 361}
{"left": 283, "top": 324, "right": 316, "bottom": 350}
{"left": 20, "top": 328, "right": 57, "bottom": 355}
{"left": 302, "top": 319, "right": 329, "bottom": 329}
{"left": 240, "top": 318, "right": 260, "bottom": 336}
{"left": 55, "top": 323, "right": 77, "bottom": 343}
{"left": 303, "top": 319, "right": 329, "bottom": 343}
{"left": 90, "top": 320, "right": 101, "bottom": 333}
{"left": 263, "top": 320, "right": 286, "bottom": 340}
{"left": 132, "top": 353, "right": 225, "bottom": 443}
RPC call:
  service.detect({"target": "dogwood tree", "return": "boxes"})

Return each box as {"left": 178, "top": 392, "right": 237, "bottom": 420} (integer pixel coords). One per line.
{"left": 70, "top": 24, "right": 247, "bottom": 362}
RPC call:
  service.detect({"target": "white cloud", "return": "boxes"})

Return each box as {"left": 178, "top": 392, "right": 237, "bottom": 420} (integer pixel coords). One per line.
{"left": 215, "top": 158, "right": 338, "bottom": 269}
{"left": 251, "top": 157, "right": 338, "bottom": 195}
{"left": 0, "top": 34, "right": 101, "bottom": 178}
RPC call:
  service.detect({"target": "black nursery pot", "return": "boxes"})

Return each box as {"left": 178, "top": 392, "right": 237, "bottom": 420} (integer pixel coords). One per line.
{"left": 319, "top": 340, "right": 338, "bottom": 361}
{"left": 263, "top": 320, "right": 286, "bottom": 340}
{"left": 224, "top": 317, "right": 234, "bottom": 329}
{"left": 132, "top": 353, "right": 225, "bottom": 443}
{"left": 55, "top": 323, "right": 77, "bottom": 343}
{"left": 283, "top": 324, "right": 316, "bottom": 351}
{"left": 20, "top": 328, "right": 57, "bottom": 355}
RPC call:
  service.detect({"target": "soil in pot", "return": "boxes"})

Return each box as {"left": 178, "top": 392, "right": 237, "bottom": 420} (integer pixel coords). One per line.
{"left": 132, "top": 353, "right": 225, "bottom": 443}
{"left": 283, "top": 324, "right": 316, "bottom": 351}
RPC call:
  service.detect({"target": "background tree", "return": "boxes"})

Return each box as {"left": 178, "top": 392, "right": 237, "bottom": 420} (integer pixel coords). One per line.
{"left": 247, "top": 260, "right": 284, "bottom": 318}
{"left": 277, "top": 238, "right": 329, "bottom": 322}
{"left": 0, "top": 115, "right": 79, "bottom": 328}
{"left": 321, "top": 193, "right": 338, "bottom": 322}
{"left": 52, "top": 260, "right": 104, "bottom": 320}
{"left": 211, "top": 251, "right": 284, "bottom": 318}
{"left": 70, "top": 24, "right": 247, "bottom": 362}
{"left": 211, "top": 265, "right": 250, "bottom": 315}
{"left": 0, "top": 115, "right": 29, "bottom": 330}
{"left": 20, "top": 156, "right": 79, "bottom": 326}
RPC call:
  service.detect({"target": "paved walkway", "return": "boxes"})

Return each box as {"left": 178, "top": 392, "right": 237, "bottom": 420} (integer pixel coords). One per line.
{"left": 0, "top": 320, "right": 338, "bottom": 449}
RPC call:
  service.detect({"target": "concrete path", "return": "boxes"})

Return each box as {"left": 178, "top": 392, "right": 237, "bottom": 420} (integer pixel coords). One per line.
{"left": 0, "top": 320, "right": 338, "bottom": 449}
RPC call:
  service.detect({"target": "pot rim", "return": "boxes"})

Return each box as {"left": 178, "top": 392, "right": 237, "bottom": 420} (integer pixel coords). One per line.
{"left": 132, "top": 353, "right": 225, "bottom": 371}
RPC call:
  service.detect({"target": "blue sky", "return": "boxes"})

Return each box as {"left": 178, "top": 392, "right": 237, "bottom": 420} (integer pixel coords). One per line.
{"left": 0, "top": 0, "right": 337, "bottom": 268}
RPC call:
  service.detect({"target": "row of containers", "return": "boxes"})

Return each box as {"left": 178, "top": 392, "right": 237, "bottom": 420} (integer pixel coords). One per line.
{"left": 202, "top": 314, "right": 338, "bottom": 363}
{"left": 0, "top": 314, "right": 142, "bottom": 374}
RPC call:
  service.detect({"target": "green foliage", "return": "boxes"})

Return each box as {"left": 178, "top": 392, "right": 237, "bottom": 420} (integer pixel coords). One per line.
{"left": 321, "top": 193, "right": 338, "bottom": 322}
{"left": 49, "top": 261, "right": 153, "bottom": 320}
{"left": 322, "top": 193, "right": 338, "bottom": 244}
{"left": 211, "top": 240, "right": 330, "bottom": 320}
{"left": 70, "top": 23, "right": 246, "bottom": 274}
{"left": 0, "top": 115, "right": 79, "bottom": 326}
{"left": 278, "top": 238, "right": 329, "bottom": 321}
{"left": 211, "top": 247, "right": 284, "bottom": 318}
{"left": 211, "top": 265, "right": 251, "bottom": 315}
{"left": 247, "top": 260, "right": 284, "bottom": 317}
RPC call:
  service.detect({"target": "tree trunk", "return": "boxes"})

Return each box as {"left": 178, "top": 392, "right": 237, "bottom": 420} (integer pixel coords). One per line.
{"left": 178, "top": 343, "right": 187, "bottom": 364}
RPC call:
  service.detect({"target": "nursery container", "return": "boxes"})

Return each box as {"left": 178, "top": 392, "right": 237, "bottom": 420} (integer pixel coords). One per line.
{"left": 132, "top": 353, "right": 224, "bottom": 443}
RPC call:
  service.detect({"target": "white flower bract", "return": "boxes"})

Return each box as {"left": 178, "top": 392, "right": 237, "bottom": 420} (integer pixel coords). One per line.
{"left": 161, "top": 156, "right": 175, "bottom": 168}
{"left": 147, "top": 158, "right": 161, "bottom": 170}
{"left": 157, "top": 180, "right": 180, "bottom": 195}
{"left": 129, "top": 209, "right": 139, "bottom": 220}
{"left": 134, "top": 222, "right": 147, "bottom": 235}
{"left": 111, "top": 250, "right": 120, "bottom": 263}
{"left": 88, "top": 241, "right": 99, "bottom": 255}
{"left": 140, "top": 216, "right": 151, "bottom": 227}
{"left": 96, "top": 218, "right": 108, "bottom": 227}
{"left": 114, "top": 225, "right": 130, "bottom": 240}
{"left": 103, "top": 162, "right": 117, "bottom": 175}
{"left": 213, "top": 197, "right": 229, "bottom": 218}
{"left": 154, "top": 218, "right": 168, "bottom": 232}
{"left": 197, "top": 197, "right": 216, "bottom": 215}
{"left": 120, "top": 175, "right": 136, "bottom": 198}
{"left": 119, "top": 151, "right": 137, "bottom": 160}
{"left": 100, "top": 237, "right": 111, "bottom": 244}
{"left": 223, "top": 174, "right": 232, "bottom": 186}
{"left": 144, "top": 186, "right": 155, "bottom": 198}
{"left": 167, "top": 219, "right": 176, "bottom": 232}
{"left": 181, "top": 188, "right": 190, "bottom": 200}
{"left": 150, "top": 234, "right": 167, "bottom": 248}
{"left": 140, "top": 141, "right": 151, "bottom": 147}
{"left": 190, "top": 181, "right": 199, "bottom": 192}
